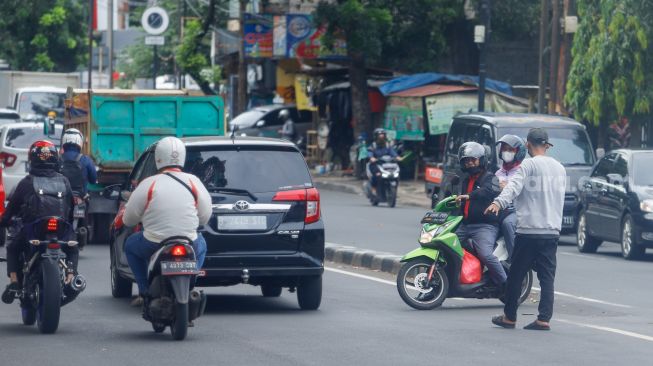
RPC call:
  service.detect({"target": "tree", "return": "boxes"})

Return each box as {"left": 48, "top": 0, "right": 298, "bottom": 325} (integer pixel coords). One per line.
{"left": 566, "top": 0, "right": 653, "bottom": 147}
{"left": 0, "top": 0, "right": 87, "bottom": 71}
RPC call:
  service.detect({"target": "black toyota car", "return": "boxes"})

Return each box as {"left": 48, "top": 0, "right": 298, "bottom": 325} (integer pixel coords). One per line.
{"left": 577, "top": 149, "right": 653, "bottom": 260}
{"left": 107, "top": 137, "right": 324, "bottom": 310}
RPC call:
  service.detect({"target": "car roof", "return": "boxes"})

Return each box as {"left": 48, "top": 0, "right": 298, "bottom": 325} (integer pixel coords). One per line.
{"left": 250, "top": 104, "right": 297, "bottom": 113}
{"left": 0, "top": 108, "right": 20, "bottom": 116}
{"left": 180, "top": 136, "right": 299, "bottom": 149}
{"left": 610, "top": 148, "right": 653, "bottom": 156}
{"left": 0, "top": 121, "right": 62, "bottom": 130}
{"left": 454, "top": 112, "right": 584, "bottom": 128}
{"left": 16, "top": 86, "right": 67, "bottom": 93}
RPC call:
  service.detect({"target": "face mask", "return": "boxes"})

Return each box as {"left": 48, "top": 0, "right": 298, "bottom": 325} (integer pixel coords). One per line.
{"left": 501, "top": 151, "right": 515, "bottom": 163}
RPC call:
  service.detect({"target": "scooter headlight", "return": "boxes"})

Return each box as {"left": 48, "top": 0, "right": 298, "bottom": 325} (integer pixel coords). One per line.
{"left": 392, "top": 171, "right": 399, "bottom": 178}
{"left": 382, "top": 172, "right": 390, "bottom": 178}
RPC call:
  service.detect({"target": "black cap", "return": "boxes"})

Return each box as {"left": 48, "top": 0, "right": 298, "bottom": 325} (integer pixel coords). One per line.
{"left": 527, "top": 128, "right": 553, "bottom": 147}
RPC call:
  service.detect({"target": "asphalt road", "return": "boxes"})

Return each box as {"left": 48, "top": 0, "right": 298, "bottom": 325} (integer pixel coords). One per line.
{"left": 0, "top": 189, "right": 652, "bottom": 365}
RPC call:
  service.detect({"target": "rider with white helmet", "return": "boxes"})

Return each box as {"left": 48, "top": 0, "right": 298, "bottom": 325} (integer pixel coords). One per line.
{"left": 60, "top": 128, "right": 97, "bottom": 195}
{"left": 118, "top": 137, "right": 212, "bottom": 305}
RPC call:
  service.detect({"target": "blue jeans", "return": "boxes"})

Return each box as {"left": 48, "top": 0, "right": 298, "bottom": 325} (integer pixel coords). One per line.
{"left": 124, "top": 232, "right": 207, "bottom": 295}
{"left": 456, "top": 223, "right": 507, "bottom": 285}
{"left": 500, "top": 211, "right": 517, "bottom": 258}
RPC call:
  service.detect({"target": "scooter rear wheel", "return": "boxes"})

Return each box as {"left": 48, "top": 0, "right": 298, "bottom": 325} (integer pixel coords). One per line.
{"left": 499, "top": 269, "right": 533, "bottom": 305}
{"left": 397, "top": 258, "right": 449, "bottom": 310}
{"left": 170, "top": 301, "right": 189, "bottom": 341}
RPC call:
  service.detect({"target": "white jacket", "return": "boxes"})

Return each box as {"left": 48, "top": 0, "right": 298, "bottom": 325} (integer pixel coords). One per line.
{"left": 122, "top": 170, "right": 212, "bottom": 243}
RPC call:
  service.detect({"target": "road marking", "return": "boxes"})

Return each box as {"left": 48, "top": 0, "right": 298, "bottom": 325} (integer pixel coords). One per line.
{"left": 325, "top": 267, "right": 396, "bottom": 286}
{"left": 531, "top": 287, "right": 632, "bottom": 309}
{"left": 558, "top": 319, "right": 653, "bottom": 343}
{"left": 559, "top": 251, "right": 607, "bottom": 261}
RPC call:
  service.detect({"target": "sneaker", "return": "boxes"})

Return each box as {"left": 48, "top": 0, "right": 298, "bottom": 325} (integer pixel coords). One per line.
{"left": 2, "top": 282, "right": 20, "bottom": 304}
{"left": 130, "top": 295, "right": 144, "bottom": 307}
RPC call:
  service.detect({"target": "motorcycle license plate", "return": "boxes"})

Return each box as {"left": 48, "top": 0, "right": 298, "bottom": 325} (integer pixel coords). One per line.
{"left": 421, "top": 212, "right": 448, "bottom": 225}
{"left": 73, "top": 204, "right": 86, "bottom": 218}
{"left": 161, "top": 261, "right": 198, "bottom": 275}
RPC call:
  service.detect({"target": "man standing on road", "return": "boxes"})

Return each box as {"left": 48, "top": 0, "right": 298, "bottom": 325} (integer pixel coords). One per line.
{"left": 485, "top": 128, "right": 566, "bottom": 331}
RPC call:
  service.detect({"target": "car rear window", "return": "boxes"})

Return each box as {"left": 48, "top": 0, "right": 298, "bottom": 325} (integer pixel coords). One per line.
{"left": 184, "top": 146, "right": 313, "bottom": 193}
{"left": 4, "top": 125, "right": 62, "bottom": 148}
{"left": 498, "top": 127, "right": 594, "bottom": 165}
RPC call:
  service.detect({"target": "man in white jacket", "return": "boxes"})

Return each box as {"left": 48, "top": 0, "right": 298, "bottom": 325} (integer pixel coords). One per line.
{"left": 120, "top": 137, "right": 212, "bottom": 304}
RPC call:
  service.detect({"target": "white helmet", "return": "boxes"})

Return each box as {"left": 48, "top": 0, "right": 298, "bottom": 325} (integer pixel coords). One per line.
{"left": 155, "top": 136, "right": 186, "bottom": 170}
{"left": 62, "top": 128, "right": 83, "bottom": 148}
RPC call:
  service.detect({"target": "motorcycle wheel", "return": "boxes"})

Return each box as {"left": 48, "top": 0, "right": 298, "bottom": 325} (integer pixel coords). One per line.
{"left": 21, "top": 306, "right": 37, "bottom": 326}
{"left": 387, "top": 185, "right": 397, "bottom": 208}
{"left": 500, "top": 270, "right": 533, "bottom": 305}
{"left": 36, "top": 261, "right": 62, "bottom": 334}
{"left": 396, "top": 258, "right": 449, "bottom": 310}
{"left": 170, "top": 301, "right": 189, "bottom": 341}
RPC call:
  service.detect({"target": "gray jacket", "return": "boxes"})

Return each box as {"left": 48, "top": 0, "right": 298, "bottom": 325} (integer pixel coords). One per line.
{"left": 493, "top": 155, "right": 567, "bottom": 235}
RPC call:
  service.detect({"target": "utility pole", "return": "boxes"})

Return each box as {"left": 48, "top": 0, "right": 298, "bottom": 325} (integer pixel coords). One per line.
{"left": 108, "top": 0, "right": 114, "bottom": 88}
{"left": 237, "top": 0, "right": 248, "bottom": 114}
{"left": 88, "top": 0, "right": 94, "bottom": 88}
{"left": 548, "top": 0, "right": 561, "bottom": 114}
{"left": 153, "top": 46, "right": 158, "bottom": 89}
{"left": 476, "top": 0, "right": 491, "bottom": 112}
{"left": 537, "top": 0, "right": 549, "bottom": 113}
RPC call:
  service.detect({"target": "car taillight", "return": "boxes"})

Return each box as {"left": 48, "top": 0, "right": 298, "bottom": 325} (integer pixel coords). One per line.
{"left": 47, "top": 218, "right": 58, "bottom": 232}
{"left": 0, "top": 152, "right": 17, "bottom": 167}
{"left": 171, "top": 245, "right": 187, "bottom": 257}
{"left": 273, "top": 188, "right": 321, "bottom": 224}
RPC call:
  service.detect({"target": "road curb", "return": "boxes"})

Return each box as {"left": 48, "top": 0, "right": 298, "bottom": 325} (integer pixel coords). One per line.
{"left": 314, "top": 180, "right": 362, "bottom": 196}
{"left": 326, "top": 243, "right": 402, "bottom": 275}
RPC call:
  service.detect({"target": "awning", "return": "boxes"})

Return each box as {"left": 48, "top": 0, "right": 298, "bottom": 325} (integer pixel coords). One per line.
{"left": 389, "top": 84, "right": 477, "bottom": 97}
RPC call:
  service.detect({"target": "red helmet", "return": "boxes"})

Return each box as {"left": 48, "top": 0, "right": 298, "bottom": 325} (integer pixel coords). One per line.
{"left": 28, "top": 140, "right": 59, "bottom": 171}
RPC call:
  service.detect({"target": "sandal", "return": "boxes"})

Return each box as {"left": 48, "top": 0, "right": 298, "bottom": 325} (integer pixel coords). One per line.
{"left": 492, "top": 315, "right": 516, "bottom": 329}
{"left": 524, "top": 321, "right": 550, "bottom": 331}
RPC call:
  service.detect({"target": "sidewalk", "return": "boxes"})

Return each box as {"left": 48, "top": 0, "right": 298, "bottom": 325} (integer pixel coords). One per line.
{"left": 312, "top": 174, "right": 430, "bottom": 209}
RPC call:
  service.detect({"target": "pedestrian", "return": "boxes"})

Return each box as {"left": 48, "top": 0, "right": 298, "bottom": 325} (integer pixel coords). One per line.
{"left": 485, "top": 128, "right": 566, "bottom": 331}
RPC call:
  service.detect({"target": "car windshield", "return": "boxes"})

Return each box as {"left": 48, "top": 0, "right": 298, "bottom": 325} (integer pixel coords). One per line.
{"left": 633, "top": 153, "right": 653, "bottom": 186}
{"left": 497, "top": 127, "right": 594, "bottom": 165}
{"left": 229, "top": 110, "right": 265, "bottom": 129}
{"left": 4, "top": 124, "right": 63, "bottom": 148}
{"left": 17, "top": 92, "right": 65, "bottom": 119}
{"left": 183, "top": 146, "right": 313, "bottom": 193}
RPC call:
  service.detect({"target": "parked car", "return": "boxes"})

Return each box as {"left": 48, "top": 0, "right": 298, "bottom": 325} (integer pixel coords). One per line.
{"left": 107, "top": 136, "right": 324, "bottom": 310}
{"left": 0, "top": 122, "right": 63, "bottom": 196}
{"left": 229, "top": 104, "right": 312, "bottom": 140}
{"left": 0, "top": 108, "right": 20, "bottom": 125}
{"left": 433, "top": 113, "right": 596, "bottom": 233}
{"left": 577, "top": 149, "right": 653, "bottom": 260}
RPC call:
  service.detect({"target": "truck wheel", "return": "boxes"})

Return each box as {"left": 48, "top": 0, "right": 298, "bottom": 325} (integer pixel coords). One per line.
{"left": 297, "top": 275, "right": 322, "bottom": 310}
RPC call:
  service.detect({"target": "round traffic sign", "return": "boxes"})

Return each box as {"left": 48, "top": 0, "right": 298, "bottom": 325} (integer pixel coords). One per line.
{"left": 141, "top": 7, "right": 169, "bottom": 35}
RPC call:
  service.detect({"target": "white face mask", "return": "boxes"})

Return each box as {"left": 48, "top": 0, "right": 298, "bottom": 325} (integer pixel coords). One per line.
{"left": 501, "top": 151, "right": 515, "bottom": 163}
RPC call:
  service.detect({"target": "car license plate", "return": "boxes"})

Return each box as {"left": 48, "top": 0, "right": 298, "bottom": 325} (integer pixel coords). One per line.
{"left": 563, "top": 216, "right": 575, "bottom": 226}
{"left": 73, "top": 204, "right": 85, "bottom": 218}
{"left": 218, "top": 215, "right": 267, "bottom": 230}
{"left": 161, "top": 261, "right": 198, "bottom": 275}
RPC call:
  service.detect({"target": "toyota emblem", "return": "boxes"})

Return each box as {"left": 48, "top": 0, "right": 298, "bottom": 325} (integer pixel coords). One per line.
{"left": 234, "top": 200, "right": 250, "bottom": 211}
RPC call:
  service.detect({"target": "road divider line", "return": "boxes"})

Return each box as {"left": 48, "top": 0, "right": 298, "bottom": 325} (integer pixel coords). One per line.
{"left": 557, "top": 319, "right": 653, "bottom": 343}
{"left": 325, "top": 267, "right": 396, "bottom": 286}
{"left": 532, "top": 287, "right": 632, "bottom": 309}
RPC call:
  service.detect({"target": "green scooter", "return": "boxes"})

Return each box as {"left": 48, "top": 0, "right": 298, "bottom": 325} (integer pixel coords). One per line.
{"left": 396, "top": 196, "right": 533, "bottom": 310}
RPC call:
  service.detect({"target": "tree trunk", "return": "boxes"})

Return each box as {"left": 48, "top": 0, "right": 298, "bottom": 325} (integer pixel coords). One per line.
{"left": 349, "top": 52, "right": 371, "bottom": 175}
{"left": 183, "top": 0, "right": 216, "bottom": 95}
{"left": 237, "top": 0, "right": 248, "bottom": 114}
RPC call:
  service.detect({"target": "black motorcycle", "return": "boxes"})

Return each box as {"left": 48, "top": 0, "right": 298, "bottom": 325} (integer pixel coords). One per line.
{"left": 144, "top": 236, "right": 206, "bottom": 341}
{"left": 5, "top": 217, "right": 86, "bottom": 334}
{"left": 364, "top": 155, "right": 400, "bottom": 207}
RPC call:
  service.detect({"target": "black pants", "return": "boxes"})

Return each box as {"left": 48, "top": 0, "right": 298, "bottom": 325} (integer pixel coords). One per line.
{"left": 5, "top": 233, "right": 79, "bottom": 277}
{"left": 504, "top": 234, "right": 558, "bottom": 322}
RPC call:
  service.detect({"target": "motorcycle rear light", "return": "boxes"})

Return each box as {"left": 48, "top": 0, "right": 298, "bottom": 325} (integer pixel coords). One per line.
{"left": 171, "top": 245, "right": 187, "bottom": 257}
{"left": 273, "top": 188, "right": 321, "bottom": 224}
{"left": 0, "top": 152, "right": 17, "bottom": 167}
{"left": 47, "top": 218, "right": 58, "bottom": 232}
{"left": 47, "top": 243, "right": 60, "bottom": 250}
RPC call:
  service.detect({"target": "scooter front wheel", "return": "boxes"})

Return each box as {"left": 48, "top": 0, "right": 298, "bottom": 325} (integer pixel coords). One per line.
{"left": 396, "top": 258, "right": 449, "bottom": 310}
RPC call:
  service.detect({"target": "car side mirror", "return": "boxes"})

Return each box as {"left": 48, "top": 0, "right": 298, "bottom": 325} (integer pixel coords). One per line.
{"left": 606, "top": 173, "right": 625, "bottom": 185}
{"left": 101, "top": 184, "right": 123, "bottom": 200}
{"left": 256, "top": 120, "right": 265, "bottom": 127}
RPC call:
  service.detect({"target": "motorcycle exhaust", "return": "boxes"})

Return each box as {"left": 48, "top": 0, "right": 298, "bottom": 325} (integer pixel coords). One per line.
{"left": 188, "top": 289, "right": 205, "bottom": 321}
{"left": 61, "top": 275, "right": 86, "bottom": 306}
{"left": 71, "top": 274, "right": 87, "bottom": 293}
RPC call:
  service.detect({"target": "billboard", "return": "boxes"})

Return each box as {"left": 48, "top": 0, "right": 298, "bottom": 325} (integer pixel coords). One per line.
{"left": 244, "top": 14, "right": 273, "bottom": 58}
{"left": 383, "top": 97, "right": 425, "bottom": 141}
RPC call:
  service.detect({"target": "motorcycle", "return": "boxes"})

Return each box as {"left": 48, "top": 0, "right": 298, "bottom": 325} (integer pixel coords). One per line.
{"left": 72, "top": 193, "right": 88, "bottom": 249}
{"left": 144, "top": 236, "right": 206, "bottom": 341}
{"left": 396, "top": 196, "right": 533, "bottom": 310}
{"left": 364, "top": 155, "right": 400, "bottom": 207}
{"left": 5, "top": 217, "right": 86, "bottom": 333}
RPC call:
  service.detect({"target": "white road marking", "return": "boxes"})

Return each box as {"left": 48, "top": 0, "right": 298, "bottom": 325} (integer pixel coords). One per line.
{"left": 325, "top": 267, "right": 396, "bottom": 286}
{"left": 559, "top": 251, "right": 607, "bottom": 261}
{"left": 557, "top": 319, "right": 653, "bottom": 343}
{"left": 532, "top": 287, "right": 632, "bottom": 309}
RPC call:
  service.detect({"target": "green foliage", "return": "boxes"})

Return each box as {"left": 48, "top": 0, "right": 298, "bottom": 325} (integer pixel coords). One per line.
{"left": 490, "top": 0, "right": 541, "bottom": 41}
{"left": 566, "top": 0, "right": 653, "bottom": 125}
{"left": 0, "top": 0, "right": 87, "bottom": 72}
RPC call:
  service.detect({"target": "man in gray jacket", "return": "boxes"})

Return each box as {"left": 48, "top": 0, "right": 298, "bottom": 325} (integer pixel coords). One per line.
{"left": 485, "top": 128, "right": 566, "bottom": 331}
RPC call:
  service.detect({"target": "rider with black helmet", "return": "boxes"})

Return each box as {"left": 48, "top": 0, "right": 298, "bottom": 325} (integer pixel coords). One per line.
{"left": 367, "top": 128, "right": 401, "bottom": 194}
{"left": 495, "top": 135, "right": 527, "bottom": 257}
{"left": 454, "top": 141, "right": 507, "bottom": 287}
{"left": 1, "top": 140, "right": 76, "bottom": 304}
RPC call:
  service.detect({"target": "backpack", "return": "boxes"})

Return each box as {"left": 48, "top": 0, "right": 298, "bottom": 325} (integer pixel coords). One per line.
{"left": 60, "top": 154, "right": 86, "bottom": 194}
{"left": 24, "top": 175, "right": 70, "bottom": 224}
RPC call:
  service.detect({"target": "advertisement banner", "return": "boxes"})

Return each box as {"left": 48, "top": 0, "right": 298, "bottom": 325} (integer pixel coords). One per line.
{"left": 244, "top": 14, "right": 273, "bottom": 57}
{"left": 383, "top": 97, "right": 425, "bottom": 141}
{"left": 286, "top": 14, "right": 346, "bottom": 59}
{"left": 425, "top": 93, "right": 478, "bottom": 135}
{"left": 273, "top": 16, "right": 287, "bottom": 57}
{"left": 295, "top": 75, "right": 317, "bottom": 111}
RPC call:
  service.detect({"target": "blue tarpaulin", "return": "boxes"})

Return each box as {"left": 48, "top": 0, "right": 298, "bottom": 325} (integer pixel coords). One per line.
{"left": 379, "top": 73, "right": 513, "bottom": 96}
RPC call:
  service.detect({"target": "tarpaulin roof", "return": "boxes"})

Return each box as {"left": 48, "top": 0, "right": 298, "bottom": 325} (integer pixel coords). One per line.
{"left": 379, "top": 73, "right": 513, "bottom": 96}
{"left": 389, "top": 84, "right": 477, "bottom": 97}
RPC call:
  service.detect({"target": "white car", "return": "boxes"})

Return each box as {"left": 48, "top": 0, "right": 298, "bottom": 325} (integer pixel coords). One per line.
{"left": 0, "top": 108, "right": 20, "bottom": 125}
{"left": 0, "top": 122, "right": 62, "bottom": 196}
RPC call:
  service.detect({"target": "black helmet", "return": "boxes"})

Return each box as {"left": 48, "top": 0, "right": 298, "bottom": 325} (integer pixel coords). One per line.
{"left": 29, "top": 140, "right": 59, "bottom": 171}
{"left": 458, "top": 141, "right": 487, "bottom": 174}
{"left": 496, "top": 134, "right": 526, "bottom": 164}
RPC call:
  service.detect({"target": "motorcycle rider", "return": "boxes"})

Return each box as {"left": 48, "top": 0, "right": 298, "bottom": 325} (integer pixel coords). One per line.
{"left": 60, "top": 128, "right": 98, "bottom": 195}
{"left": 278, "top": 109, "right": 296, "bottom": 142}
{"left": 1, "top": 140, "right": 77, "bottom": 304}
{"left": 454, "top": 142, "right": 507, "bottom": 287}
{"left": 117, "top": 137, "right": 212, "bottom": 306}
{"left": 367, "top": 128, "right": 401, "bottom": 195}
{"left": 495, "top": 135, "right": 527, "bottom": 257}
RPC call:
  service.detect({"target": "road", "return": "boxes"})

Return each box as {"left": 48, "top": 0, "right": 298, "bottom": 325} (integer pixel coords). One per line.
{"left": 0, "top": 189, "right": 652, "bottom": 365}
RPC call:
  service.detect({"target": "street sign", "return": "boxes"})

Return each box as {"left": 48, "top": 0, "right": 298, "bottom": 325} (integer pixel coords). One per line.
{"left": 141, "top": 7, "right": 169, "bottom": 35}
{"left": 145, "top": 36, "right": 165, "bottom": 46}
